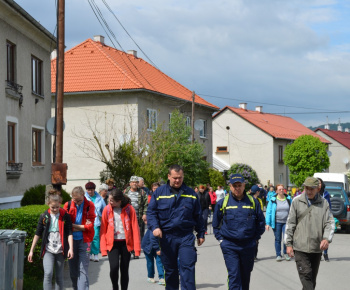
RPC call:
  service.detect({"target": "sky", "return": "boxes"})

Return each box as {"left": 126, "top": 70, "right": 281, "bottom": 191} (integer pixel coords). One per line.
{"left": 15, "top": 0, "right": 350, "bottom": 127}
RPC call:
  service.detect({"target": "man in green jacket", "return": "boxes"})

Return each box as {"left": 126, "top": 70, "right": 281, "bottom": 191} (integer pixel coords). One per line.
{"left": 285, "top": 177, "right": 334, "bottom": 290}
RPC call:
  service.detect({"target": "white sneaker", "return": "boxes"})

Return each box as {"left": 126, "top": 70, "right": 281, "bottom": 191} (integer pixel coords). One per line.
{"left": 284, "top": 254, "right": 291, "bottom": 261}
{"left": 158, "top": 278, "right": 165, "bottom": 285}
{"left": 276, "top": 256, "right": 283, "bottom": 262}
{"left": 94, "top": 254, "right": 99, "bottom": 262}
{"left": 147, "top": 278, "right": 156, "bottom": 283}
{"left": 90, "top": 254, "right": 94, "bottom": 261}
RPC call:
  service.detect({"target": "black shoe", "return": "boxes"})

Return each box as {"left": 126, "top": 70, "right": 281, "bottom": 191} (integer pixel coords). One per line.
{"left": 134, "top": 256, "right": 139, "bottom": 259}
{"left": 324, "top": 254, "right": 329, "bottom": 262}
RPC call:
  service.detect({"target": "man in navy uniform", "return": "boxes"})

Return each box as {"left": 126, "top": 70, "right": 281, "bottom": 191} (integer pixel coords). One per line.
{"left": 147, "top": 164, "right": 205, "bottom": 290}
{"left": 212, "top": 174, "right": 265, "bottom": 290}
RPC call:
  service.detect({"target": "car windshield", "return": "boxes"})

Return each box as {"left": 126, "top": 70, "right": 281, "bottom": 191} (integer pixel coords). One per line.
{"left": 324, "top": 181, "right": 344, "bottom": 189}
{"left": 326, "top": 187, "right": 345, "bottom": 201}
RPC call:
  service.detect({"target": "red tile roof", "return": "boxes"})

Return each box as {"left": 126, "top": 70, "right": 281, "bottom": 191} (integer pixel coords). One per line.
{"left": 214, "top": 106, "right": 330, "bottom": 143}
{"left": 315, "top": 128, "right": 350, "bottom": 149}
{"left": 51, "top": 38, "right": 218, "bottom": 110}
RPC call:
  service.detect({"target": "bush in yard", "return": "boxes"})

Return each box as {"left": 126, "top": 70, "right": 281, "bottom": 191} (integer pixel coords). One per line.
{"left": 227, "top": 163, "right": 260, "bottom": 190}
{"left": 208, "top": 168, "right": 226, "bottom": 189}
{"left": 0, "top": 205, "right": 49, "bottom": 289}
{"left": 21, "top": 184, "right": 71, "bottom": 206}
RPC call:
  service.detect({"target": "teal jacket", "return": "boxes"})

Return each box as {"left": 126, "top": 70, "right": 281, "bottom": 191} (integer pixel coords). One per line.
{"left": 265, "top": 194, "right": 292, "bottom": 229}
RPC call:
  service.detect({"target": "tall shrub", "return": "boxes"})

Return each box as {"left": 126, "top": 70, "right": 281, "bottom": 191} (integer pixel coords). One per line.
{"left": 227, "top": 163, "right": 260, "bottom": 190}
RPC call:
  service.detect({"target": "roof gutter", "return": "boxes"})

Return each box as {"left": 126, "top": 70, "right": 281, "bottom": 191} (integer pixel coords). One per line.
{"left": 51, "top": 88, "right": 219, "bottom": 112}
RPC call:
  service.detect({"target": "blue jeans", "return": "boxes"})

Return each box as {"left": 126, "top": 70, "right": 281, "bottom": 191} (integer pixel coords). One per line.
{"left": 202, "top": 208, "right": 209, "bottom": 232}
{"left": 68, "top": 239, "right": 90, "bottom": 290}
{"left": 145, "top": 249, "right": 164, "bottom": 279}
{"left": 273, "top": 222, "right": 286, "bottom": 257}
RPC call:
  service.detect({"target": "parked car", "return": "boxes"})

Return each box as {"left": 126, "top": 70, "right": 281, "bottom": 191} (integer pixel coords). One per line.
{"left": 327, "top": 186, "right": 350, "bottom": 233}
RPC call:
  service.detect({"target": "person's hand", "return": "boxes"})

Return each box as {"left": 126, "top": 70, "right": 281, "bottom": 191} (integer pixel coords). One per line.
{"left": 156, "top": 250, "right": 161, "bottom": 255}
{"left": 142, "top": 215, "right": 147, "bottom": 223}
{"left": 197, "top": 238, "right": 205, "bottom": 246}
{"left": 67, "top": 249, "right": 74, "bottom": 259}
{"left": 287, "top": 246, "right": 294, "bottom": 258}
{"left": 28, "top": 251, "right": 34, "bottom": 263}
{"left": 265, "top": 225, "right": 270, "bottom": 231}
{"left": 153, "top": 228, "right": 162, "bottom": 238}
{"left": 86, "top": 219, "right": 91, "bottom": 225}
{"left": 320, "top": 239, "right": 329, "bottom": 251}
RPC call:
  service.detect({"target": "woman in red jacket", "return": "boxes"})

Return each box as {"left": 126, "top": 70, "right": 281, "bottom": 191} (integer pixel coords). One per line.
{"left": 100, "top": 189, "right": 141, "bottom": 290}
{"left": 64, "top": 186, "right": 96, "bottom": 290}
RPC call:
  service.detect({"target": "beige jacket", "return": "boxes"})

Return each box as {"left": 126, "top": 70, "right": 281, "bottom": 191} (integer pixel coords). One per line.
{"left": 284, "top": 193, "right": 334, "bottom": 253}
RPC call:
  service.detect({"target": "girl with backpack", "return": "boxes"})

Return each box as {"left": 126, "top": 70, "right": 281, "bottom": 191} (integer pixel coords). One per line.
{"left": 28, "top": 190, "right": 73, "bottom": 290}
{"left": 100, "top": 189, "right": 141, "bottom": 290}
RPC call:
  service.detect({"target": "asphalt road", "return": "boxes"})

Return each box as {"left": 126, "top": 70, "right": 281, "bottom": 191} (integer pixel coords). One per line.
{"left": 63, "top": 223, "right": 350, "bottom": 290}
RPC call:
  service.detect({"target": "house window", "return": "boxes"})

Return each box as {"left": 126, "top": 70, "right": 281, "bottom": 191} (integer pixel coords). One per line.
{"left": 217, "top": 146, "right": 228, "bottom": 153}
{"left": 147, "top": 109, "right": 157, "bottom": 131}
{"left": 186, "top": 116, "right": 191, "bottom": 127}
{"left": 199, "top": 119, "right": 207, "bottom": 138}
{"left": 32, "top": 56, "right": 43, "bottom": 95}
{"left": 7, "top": 122, "right": 16, "bottom": 163}
{"left": 278, "top": 145, "right": 283, "bottom": 163}
{"left": 7, "top": 41, "right": 16, "bottom": 83}
{"left": 32, "top": 127, "right": 44, "bottom": 165}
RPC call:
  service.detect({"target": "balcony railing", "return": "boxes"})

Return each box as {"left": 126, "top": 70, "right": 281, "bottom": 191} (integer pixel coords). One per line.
{"left": 6, "top": 80, "right": 23, "bottom": 94}
{"left": 6, "top": 162, "right": 23, "bottom": 179}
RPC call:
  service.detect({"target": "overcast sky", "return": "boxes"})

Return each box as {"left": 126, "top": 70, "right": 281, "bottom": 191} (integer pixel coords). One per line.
{"left": 16, "top": 0, "right": 350, "bottom": 127}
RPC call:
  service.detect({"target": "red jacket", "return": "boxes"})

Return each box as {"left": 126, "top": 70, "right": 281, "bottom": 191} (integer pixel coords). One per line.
{"left": 209, "top": 191, "right": 217, "bottom": 204}
{"left": 63, "top": 197, "right": 96, "bottom": 243}
{"left": 100, "top": 203, "right": 141, "bottom": 257}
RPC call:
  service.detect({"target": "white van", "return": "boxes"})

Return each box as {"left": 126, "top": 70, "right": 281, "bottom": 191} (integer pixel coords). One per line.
{"left": 313, "top": 172, "right": 349, "bottom": 193}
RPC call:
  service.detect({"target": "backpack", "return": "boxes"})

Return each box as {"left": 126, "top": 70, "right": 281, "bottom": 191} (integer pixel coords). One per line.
{"left": 67, "top": 200, "right": 90, "bottom": 216}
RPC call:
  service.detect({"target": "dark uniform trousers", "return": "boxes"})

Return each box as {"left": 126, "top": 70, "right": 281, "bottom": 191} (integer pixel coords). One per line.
{"left": 160, "top": 232, "right": 197, "bottom": 290}
{"left": 220, "top": 239, "right": 255, "bottom": 290}
{"left": 294, "top": 250, "right": 322, "bottom": 290}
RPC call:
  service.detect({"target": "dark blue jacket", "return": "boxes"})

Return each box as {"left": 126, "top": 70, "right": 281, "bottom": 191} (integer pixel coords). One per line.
{"left": 322, "top": 190, "right": 332, "bottom": 209}
{"left": 212, "top": 193, "right": 265, "bottom": 244}
{"left": 147, "top": 181, "right": 205, "bottom": 239}
{"left": 141, "top": 229, "right": 160, "bottom": 254}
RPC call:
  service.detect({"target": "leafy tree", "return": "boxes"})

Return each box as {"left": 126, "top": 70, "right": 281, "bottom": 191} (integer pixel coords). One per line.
{"left": 100, "top": 140, "right": 137, "bottom": 189}
{"left": 227, "top": 163, "right": 260, "bottom": 190}
{"left": 283, "top": 135, "right": 330, "bottom": 186}
{"left": 208, "top": 168, "right": 225, "bottom": 189}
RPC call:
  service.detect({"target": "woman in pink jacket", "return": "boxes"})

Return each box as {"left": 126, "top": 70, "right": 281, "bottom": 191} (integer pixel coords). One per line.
{"left": 100, "top": 189, "right": 141, "bottom": 290}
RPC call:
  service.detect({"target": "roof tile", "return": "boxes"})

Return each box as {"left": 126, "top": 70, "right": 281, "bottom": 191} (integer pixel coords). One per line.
{"left": 51, "top": 38, "right": 218, "bottom": 110}
{"left": 315, "top": 128, "right": 350, "bottom": 149}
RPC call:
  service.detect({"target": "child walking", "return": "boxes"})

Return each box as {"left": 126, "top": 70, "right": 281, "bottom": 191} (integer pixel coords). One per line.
{"left": 28, "top": 190, "right": 73, "bottom": 290}
{"left": 100, "top": 189, "right": 141, "bottom": 290}
{"left": 141, "top": 229, "right": 165, "bottom": 285}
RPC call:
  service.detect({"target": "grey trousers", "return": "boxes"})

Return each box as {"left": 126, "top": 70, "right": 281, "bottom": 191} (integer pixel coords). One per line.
{"left": 68, "top": 239, "right": 90, "bottom": 290}
{"left": 43, "top": 251, "right": 65, "bottom": 290}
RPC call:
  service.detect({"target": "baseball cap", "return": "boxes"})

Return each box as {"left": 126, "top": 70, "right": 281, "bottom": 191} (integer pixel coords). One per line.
{"left": 250, "top": 185, "right": 260, "bottom": 193}
{"left": 229, "top": 174, "right": 245, "bottom": 184}
{"left": 129, "top": 176, "right": 139, "bottom": 182}
{"left": 303, "top": 177, "right": 319, "bottom": 188}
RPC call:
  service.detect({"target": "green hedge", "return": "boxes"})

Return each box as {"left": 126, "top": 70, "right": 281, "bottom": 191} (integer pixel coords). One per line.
{"left": 0, "top": 205, "right": 48, "bottom": 289}
{"left": 21, "top": 184, "right": 71, "bottom": 206}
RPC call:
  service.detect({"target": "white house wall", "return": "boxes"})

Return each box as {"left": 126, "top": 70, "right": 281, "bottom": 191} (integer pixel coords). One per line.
{"left": 316, "top": 131, "right": 350, "bottom": 173}
{"left": 0, "top": 1, "right": 54, "bottom": 208}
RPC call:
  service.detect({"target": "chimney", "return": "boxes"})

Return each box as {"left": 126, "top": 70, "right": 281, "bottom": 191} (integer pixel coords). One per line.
{"left": 345, "top": 128, "right": 349, "bottom": 133}
{"left": 127, "top": 50, "right": 137, "bottom": 57}
{"left": 338, "top": 118, "right": 342, "bottom": 132}
{"left": 51, "top": 49, "right": 57, "bottom": 60}
{"left": 93, "top": 35, "right": 105, "bottom": 44}
{"left": 255, "top": 106, "right": 262, "bottom": 113}
{"left": 239, "top": 103, "right": 247, "bottom": 110}
{"left": 324, "top": 124, "right": 330, "bottom": 130}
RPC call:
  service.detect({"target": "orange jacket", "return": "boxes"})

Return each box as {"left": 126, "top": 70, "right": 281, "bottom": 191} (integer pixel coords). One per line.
{"left": 100, "top": 203, "right": 141, "bottom": 256}
{"left": 63, "top": 197, "right": 96, "bottom": 243}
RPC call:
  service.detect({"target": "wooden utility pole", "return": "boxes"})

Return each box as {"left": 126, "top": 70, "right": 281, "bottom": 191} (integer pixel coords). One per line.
{"left": 191, "top": 91, "right": 195, "bottom": 143}
{"left": 56, "top": 0, "right": 65, "bottom": 163}
{"left": 52, "top": 0, "right": 67, "bottom": 188}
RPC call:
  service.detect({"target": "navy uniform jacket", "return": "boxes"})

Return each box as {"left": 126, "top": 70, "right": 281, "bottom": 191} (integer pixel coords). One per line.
{"left": 212, "top": 193, "right": 265, "bottom": 245}
{"left": 147, "top": 181, "right": 205, "bottom": 239}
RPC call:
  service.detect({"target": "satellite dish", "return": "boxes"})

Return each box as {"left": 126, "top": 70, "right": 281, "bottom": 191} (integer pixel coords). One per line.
{"left": 343, "top": 157, "right": 349, "bottom": 164}
{"left": 119, "top": 134, "right": 130, "bottom": 145}
{"left": 46, "top": 117, "right": 65, "bottom": 135}
{"left": 194, "top": 120, "right": 204, "bottom": 131}
{"left": 327, "top": 151, "right": 332, "bottom": 157}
